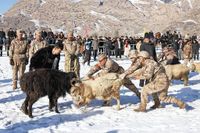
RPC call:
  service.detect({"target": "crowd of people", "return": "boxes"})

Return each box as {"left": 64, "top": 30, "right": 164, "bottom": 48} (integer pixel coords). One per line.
{"left": 0, "top": 27, "right": 199, "bottom": 112}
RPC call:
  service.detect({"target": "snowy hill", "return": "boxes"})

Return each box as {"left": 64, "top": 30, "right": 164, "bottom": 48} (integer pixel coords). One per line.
{"left": 0, "top": 0, "right": 200, "bottom": 35}
{"left": 0, "top": 50, "right": 200, "bottom": 132}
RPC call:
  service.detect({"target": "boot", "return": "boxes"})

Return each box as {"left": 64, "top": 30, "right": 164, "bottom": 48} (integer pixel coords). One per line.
{"left": 102, "top": 100, "right": 111, "bottom": 106}
{"left": 13, "top": 81, "right": 17, "bottom": 90}
{"left": 134, "top": 103, "right": 146, "bottom": 112}
{"left": 176, "top": 100, "right": 186, "bottom": 109}
{"left": 151, "top": 94, "right": 162, "bottom": 109}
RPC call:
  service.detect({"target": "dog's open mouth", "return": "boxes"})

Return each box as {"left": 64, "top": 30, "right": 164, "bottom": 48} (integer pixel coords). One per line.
{"left": 72, "top": 96, "right": 85, "bottom": 107}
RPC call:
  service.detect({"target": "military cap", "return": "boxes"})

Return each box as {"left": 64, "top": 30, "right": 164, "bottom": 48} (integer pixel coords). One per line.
{"left": 67, "top": 32, "right": 74, "bottom": 37}
{"left": 16, "top": 29, "right": 23, "bottom": 34}
{"left": 98, "top": 53, "right": 107, "bottom": 61}
{"left": 138, "top": 51, "right": 150, "bottom": 59}
{"left": 128, "top": 50, "right": 138, "bottom": 59}
{"left": 35, "top": 30, "right": 42, "bottom": 35}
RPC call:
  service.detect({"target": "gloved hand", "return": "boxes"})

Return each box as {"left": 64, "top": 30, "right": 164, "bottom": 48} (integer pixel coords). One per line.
{"left": 89, "top": 76, "right": 95, "bottom": 80}
{"left": 119, "top": 73, "right": 126, "bottom": 79}
{"left": 25, "top": 58, "right": 29, "bottom": 65}
{"left": 82, "top": 75, "right": 95, "bottom": 80}
{"left": 10, "top": 59, "right": 14, "bottom": 66}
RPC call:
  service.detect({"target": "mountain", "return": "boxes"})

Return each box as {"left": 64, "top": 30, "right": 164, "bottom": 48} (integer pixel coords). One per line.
{"left": 0, "top": 0, "right": 199, "bottom": 36}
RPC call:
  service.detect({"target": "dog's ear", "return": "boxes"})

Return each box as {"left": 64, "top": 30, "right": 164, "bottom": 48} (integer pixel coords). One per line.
{"left": 71, "top": 78, "right": 81, "bottom": 86}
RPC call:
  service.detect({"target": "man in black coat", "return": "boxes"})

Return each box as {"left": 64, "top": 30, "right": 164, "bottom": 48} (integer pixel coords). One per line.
{"left": 29, "top": 42, "right": 63, "bottom": 71}
{"left": 140, "top": 32, "right": 157, "bottom": 61}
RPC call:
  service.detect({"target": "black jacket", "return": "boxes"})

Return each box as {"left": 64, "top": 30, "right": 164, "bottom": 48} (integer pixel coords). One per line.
{"left": 29, "top": 46, "right": 60, "bottom": 71}
{"left": 140, "top": 42, "right": 157, "bottom": 61}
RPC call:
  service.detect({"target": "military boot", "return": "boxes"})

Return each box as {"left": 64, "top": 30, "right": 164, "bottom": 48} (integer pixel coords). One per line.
{"left": 176, "top": 100, "right": 186, "bottom": 109}
{"left": 151, "top": 94, "right": 162, "bottom": 109}
{"left": 13, "top": 81, "right": 17, "bottom": 90}
{"left": 134, "top": 103, "right": 147, "bottom": 112}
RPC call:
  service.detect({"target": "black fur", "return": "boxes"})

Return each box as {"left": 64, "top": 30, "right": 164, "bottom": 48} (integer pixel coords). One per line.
{"left": 20, "top": 69, "right": 77, "bottom": 118}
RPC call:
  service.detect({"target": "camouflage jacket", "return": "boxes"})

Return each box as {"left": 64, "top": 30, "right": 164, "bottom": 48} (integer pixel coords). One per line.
{"left": 9, "top": 38, "right": 29, "bottom": 60}
{"left": 87, "top": 58, "right": 123, "bottom": 77}
{"left": 158, "top": 49, "right": 177, "bottom": 62}
{"left": 124, "top": 58, "right": 141, "bottom": 77}
{"left": 29, "top": 39, "right": 47, "bottom": 57}
{"left": 135, "top": 59, "right": 165, "bottom": 81}
{"left": 183, "top": 43, "right": 192, "bottom": 59}
{"left": 63, "top": 39, "right": 80, "bottom": 57}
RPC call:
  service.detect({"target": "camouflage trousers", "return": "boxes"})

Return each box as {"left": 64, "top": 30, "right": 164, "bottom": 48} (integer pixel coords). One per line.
{"left": 118, "top": 67, "right": 141, "bottom": 99}
{"left": 96, "top": 66, "right": 141, "bottom": 99}
{"left": 138, "top": 73, "right": 185, "bottom": 110}
{"left": 123, "top": 78, "right": 141, "bottom": 99}
{"left": 12, "top": 62, "right": 26, "bottom": 84}
{"left": 65, "top": 56, "right": 80, "bottom": 78}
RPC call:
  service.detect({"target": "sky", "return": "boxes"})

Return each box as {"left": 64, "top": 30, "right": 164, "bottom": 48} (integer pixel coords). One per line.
{"left": 0, "top": 0, "right": 17, "bottom": 14}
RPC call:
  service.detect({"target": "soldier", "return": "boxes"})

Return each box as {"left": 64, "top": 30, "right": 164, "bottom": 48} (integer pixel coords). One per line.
{"left": 157, "top": 46, "right": 180, "bottom": 65}
{"left": 119, "top": 50, "right": 141, "bottom": 79}
{"left": 131, "top": 51, "right": 185, "bottom": 112}
{"left": 183, "top": 41, "right": 193, "bottom": 65}
{"left": 85, "top": 53, "right": 141, "bottom": 99}
{"left": 29, "top": 30, "right": 47, "bottom": 58}
{"left": 63, "top": 32, "right": 80, "bottom": 78}
{"left": 9, "top": 29, "right": 29, "bottom": 90}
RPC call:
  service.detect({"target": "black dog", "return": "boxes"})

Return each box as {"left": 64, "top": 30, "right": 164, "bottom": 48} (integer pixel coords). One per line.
{"left": 20, "top": 69, "right": 77, "bottom": 118}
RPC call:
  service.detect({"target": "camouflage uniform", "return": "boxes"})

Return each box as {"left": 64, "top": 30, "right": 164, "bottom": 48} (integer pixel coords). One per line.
{"left": 29, "top": 39, "right": 47, "bottom": 58}
{"left": 157, "top": 47, "right": 179, "bottom": 65}
{"left": 63, "top": 39, "right": 80, "bottom": 78}
{"left": 87, "top": 58, "right": 140, "bottom": 98}
{"left": 123, "top": 59, "right": 141, "bottom": 79}
{"left": 9, "top": 38, "right": 29, "bottom": 89}
{"left": 134, "top": 58, "right": 185, "bottom": 112}
{"left": 183, "top": 42, "right": 193, "bottom": 65}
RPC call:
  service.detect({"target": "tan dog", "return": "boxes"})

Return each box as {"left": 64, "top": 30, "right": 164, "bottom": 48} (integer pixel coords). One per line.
{"left": 70, "top": 73, "right": 124, "bottom": 110}
{"left": 164, "top": 64, "right": 190, "bottom": 86}
{"left": 192, "top": 62, "right": 200, "bottom": 73}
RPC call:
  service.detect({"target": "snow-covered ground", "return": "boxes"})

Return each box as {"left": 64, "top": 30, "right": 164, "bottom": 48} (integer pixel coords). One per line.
{"left": 0, "top": 50, "right": 200, "bottom": 133}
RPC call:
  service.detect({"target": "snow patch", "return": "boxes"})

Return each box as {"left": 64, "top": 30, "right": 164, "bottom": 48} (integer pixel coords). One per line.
{"left": 71, "top": 0, "right": 82, "bottom": 3}
{"left": 98, "top": 20, "right": 105, "bottom": 26}
{"left": 0, "top": 15, "right": 4, "bottom": 23}
{"left": 94, "top": 23, "right": 100, "bottom": 32}
{"left": 19, "top": 10, "right": 31, "bottom": 17}
{"left": 187, "top": 0, "right": 193, "bottom": 9}
{"left": 20, "top": 10, "right": 27, "bottom": 16}
{"left": 40, "top": 0, "right": 47, "bottom": 6}
{"left": 129, "top": 0, "right": 150, "bottom": 5}
{"left": 29, "top": 19, "right": 40, "bottom": 27}
{"left": 0, "top": 52, "right": 200, "bottom": 132}
{"left": 154, "top": 0, "right": 165, "bottom": 4}
{"left": 183, "top": 19, "right": 198, "bottom": 24}
{"left": 90, "top": 11, "right": 120, "bottom": 22}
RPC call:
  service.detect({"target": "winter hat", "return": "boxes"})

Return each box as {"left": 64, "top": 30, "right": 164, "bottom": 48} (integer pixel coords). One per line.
{"left": 128, "top": 50, "right": 138, "bottom": 59}
{"left": 54, "top": 41, "right": 63, "bottom": 50}
{"left": 144, "top": 32, "right": 150, "bottom": 39}
{"left": 138, "top": 51, "right": 150, "bottom": 59}
{"left": 98, "top": 53, "right": 107, "bottom": 61}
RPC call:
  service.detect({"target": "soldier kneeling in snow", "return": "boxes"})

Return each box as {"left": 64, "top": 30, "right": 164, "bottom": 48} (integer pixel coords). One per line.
{"left": 127, "top": 51, "right": 186, "bottom": 112}
{"left": 84, "top": 53, "right": 141, "bottom": 101}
